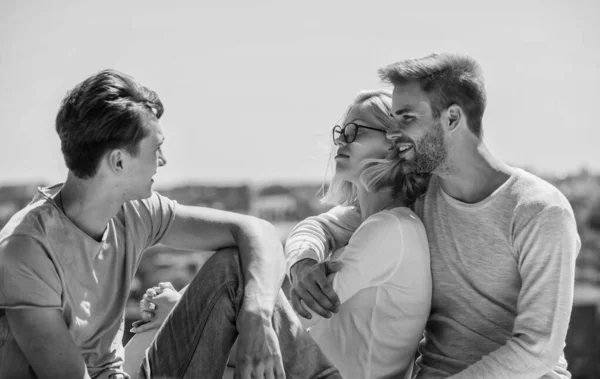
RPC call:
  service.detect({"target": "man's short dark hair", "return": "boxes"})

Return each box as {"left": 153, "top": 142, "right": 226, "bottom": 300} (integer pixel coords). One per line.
{"left": 378, "top": 53, "right": 487, "bottom": 137}
{"left": 55, "top": 69, "right": 164, "bottom": 178}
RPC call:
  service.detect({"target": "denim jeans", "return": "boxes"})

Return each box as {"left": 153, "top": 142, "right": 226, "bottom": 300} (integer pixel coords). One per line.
{"left": 140, "top": 247, "right": 341, "bottom": 379}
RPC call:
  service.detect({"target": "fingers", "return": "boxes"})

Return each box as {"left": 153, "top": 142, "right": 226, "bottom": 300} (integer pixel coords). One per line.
{"left": 313, "top": 273, "right": 340, "bottom": 311}
{"left": 253, "top": 363, "right": 266, "bottom": 379}
{"left": 290, "top": 288, "right": 311, "bottom": 319}
{"left": 140, "top": 296, "right": 156, "bottom": 322}
{"left": 272, "top": 355, "right": 285, "bottom": 379}
{"left": 131, "top": 319, "right": 146, "bottom": 328}
{"left": 158, "top": 282, "right": 175, "bottom": 290}
{"left": 234, "top": 362, "right": 252, "bottom": 379}
{"left": 293, "top": 261, "right": 342, "bottom": 315}
{"left": 139, "top": 299, "right": 156, "bottom": 322}
{"left": 130, "top": 319, "right": 160, "bottom": 333}
{"left": 324, "top": 260, "right": 343, "bottom": 274}
{"left": 140, "top": 298, "right": 156, "bottom": 310}
{"left": 300, "top": 274, "right": 336, "bottom": 315}
{"left": 258, "top": 353, "right": 284, "bottom": 379}
{"left": 235, "top": 359, "right": 284, "bottom": 379}
{"left": 294, "top": 287, "right": 331, "bottom": 318}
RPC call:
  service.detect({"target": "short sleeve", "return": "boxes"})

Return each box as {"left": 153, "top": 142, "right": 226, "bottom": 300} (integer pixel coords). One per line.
{"left": 0, "top": 235, "right": 62, "bottom": 311}
{"left": 124, "top": 192, "right": 178, "bottom": 251}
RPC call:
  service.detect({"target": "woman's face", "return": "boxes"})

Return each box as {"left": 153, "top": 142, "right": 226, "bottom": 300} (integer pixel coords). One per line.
{"left": 333, "top": 105, "right": 391, "bottom": 184}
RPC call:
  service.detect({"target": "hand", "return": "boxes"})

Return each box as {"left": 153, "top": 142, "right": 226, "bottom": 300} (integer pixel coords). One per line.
{"left": 289, "top": 259, "right": 342, "bottom": 319}
{"left": 131, "top": 282, "right": 181, "bottom": 333}
{"left": 234, "top": 311, "right": 285, "bottom": 379}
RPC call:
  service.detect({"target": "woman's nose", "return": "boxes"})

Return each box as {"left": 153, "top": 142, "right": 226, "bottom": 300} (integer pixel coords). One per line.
{"left": 334, "top": 135, "right": 347, "bottom": 146}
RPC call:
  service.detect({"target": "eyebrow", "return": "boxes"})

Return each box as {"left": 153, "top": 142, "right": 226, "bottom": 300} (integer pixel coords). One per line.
{"left": 392, "top": 107, "right": 416, "bottom": 116}
{"left": 346, "top": 118, "right": 368, "bottom": 126}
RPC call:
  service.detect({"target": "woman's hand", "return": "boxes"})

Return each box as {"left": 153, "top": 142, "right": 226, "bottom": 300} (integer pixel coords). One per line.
{"left": 130, "top": 282, "right": 182, "bottom": 333}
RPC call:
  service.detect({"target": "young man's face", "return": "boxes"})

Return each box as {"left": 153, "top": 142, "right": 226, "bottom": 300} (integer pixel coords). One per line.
{"left": 122, "top": 114, "right": 167, "bottom": 200}
{"left": 388, "top": 81, "right": 449, "bottom": 174}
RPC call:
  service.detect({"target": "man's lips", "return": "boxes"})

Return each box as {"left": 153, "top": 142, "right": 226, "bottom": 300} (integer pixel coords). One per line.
{"left": 397, "top": 143, "right": 414, "bottom": 153}
{"left": 389, "top": 138, "right": 414, "bottom": 156}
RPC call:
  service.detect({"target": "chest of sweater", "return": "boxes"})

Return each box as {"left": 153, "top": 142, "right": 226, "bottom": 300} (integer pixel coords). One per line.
{"left": 420, "top": 190, "right": 521, "bottom": 325}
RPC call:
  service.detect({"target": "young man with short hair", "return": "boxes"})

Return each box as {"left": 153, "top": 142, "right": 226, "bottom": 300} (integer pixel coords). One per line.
{"left": 0, "top": 70, "right": 340, "bottom": 379}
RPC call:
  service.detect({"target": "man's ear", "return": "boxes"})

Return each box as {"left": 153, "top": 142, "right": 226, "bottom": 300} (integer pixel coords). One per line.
{"left": 445, "top": 104, "right": 463, "bottom": 132}
{"left": 108, "top": 150, "right": 124, "bottom": 173}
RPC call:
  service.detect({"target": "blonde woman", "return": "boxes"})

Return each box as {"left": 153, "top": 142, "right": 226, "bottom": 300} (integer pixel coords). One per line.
{"left": 287, "top": 89, "right": 432, "bottom": 379}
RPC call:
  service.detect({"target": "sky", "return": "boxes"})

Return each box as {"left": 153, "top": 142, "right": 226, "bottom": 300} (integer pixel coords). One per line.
{"left": 1, "top": 0, "right": 598, "bottom": 187}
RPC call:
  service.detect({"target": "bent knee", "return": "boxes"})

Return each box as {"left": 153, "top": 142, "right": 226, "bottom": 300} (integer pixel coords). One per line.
{"left": 203, "top": 247, "right": 242, "bottom": 277}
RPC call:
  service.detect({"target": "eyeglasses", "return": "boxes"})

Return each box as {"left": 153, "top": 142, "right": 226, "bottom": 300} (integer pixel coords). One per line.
{"left": 332, "top": 122, "right": 386, "bottom": 145}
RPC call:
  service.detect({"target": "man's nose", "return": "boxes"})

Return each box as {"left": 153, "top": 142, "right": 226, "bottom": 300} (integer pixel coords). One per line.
{"left": 386, "top": 127, "right": 404, "bottom": 141}
{"left": 159, "top": 153, "right": 167, "bottom": 167}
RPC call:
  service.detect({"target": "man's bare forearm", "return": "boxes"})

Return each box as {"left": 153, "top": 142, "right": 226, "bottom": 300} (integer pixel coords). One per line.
{"left": 232, "top": 217, "right": 286, "bottom": 319}
{"left": 6, "top": 308, "right": 92, "bottom": 379}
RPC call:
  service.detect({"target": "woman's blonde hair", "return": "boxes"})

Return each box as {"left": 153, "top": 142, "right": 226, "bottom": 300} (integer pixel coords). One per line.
{"left": 321, "top": 89, "right": 430, "bottom": 209}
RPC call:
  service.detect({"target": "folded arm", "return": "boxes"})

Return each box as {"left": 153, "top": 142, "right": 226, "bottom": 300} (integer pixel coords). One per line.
{"left": 159, "top": 204, "right": 286, "bottom": 378}
{"left": 160, "top": 204, "right": 286, "bottom": 316}
{"left": 285, "top": 205, "right": 361, "bottom": 280}
{"left": 450, "top": 206, "right": 580, "bottom": 379}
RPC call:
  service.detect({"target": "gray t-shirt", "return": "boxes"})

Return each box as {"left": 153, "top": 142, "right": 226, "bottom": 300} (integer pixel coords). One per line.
{"left": 285, "top": 168, "right": 581, "bottom": 378}
{"left": 0, "top": 184, "right": 177, "bottom": 379}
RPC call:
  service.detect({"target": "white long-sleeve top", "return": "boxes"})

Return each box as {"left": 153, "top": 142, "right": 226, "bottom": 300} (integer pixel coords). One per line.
{"left": 288, "top": 207, "right": 432, "bottom": 379}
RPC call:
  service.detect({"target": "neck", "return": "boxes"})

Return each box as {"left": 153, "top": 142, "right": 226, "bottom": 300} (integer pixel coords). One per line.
{"left": 437, "top": 135, "right": 514, "bottom": 203}
{"left": 356, "top": 184, "right": 405, "bottom": 221}
{"left": 60, "top": 172, "right": 124, "bottom": 241}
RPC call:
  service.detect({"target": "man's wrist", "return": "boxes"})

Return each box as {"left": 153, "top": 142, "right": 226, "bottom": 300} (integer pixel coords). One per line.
{"left": 237, "top": 306, "right": 273, "bottom": 330}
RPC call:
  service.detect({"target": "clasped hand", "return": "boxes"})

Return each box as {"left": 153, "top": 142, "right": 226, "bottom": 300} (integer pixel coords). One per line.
{"left": 132, "top": 282, "right": 286, "bottom": 378}
{"left": 289, "top": 259, "right": 342, "bottom": 319}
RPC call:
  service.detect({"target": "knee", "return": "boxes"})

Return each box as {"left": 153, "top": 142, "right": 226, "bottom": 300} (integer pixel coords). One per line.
{"left": 202, "top": 247, "right": 242, "bottom": 281}
{"left": 212, "top": 247, "right": 241, "bottom": 268}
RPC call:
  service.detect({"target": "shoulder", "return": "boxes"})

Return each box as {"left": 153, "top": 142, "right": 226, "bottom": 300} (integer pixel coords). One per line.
{"left": 362, "top": 207, "right": 423, "bottom": 231}
{"left": 0, "top": 234, "right": 49, "bottom": 268}
{"left": 511, "top": 169, "right": 575, "bottom": 223}
{"left": 122, "top": 191, "right": 178, "bottom": 218}
{"left": 352, "top": 208, "right": 416, "bottom": 246}
{"left": 0, "top": 193, "right": 59, "bottom": 248}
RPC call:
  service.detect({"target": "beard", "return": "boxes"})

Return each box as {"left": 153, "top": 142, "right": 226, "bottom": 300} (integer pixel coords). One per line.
{"left": 403, "top": 121, "right": 448, "bottom": 174}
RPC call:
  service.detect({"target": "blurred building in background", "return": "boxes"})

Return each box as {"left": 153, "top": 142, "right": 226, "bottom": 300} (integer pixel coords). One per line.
{"left": 1, "top": 169, "right": 599, "bottom": 377}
